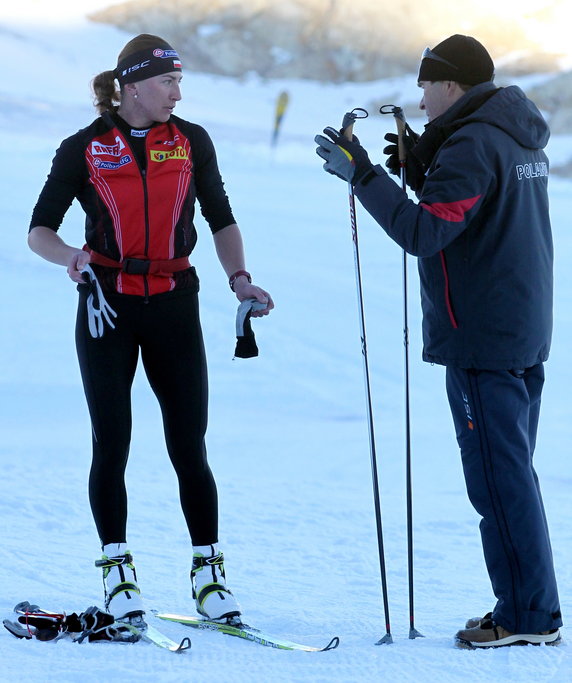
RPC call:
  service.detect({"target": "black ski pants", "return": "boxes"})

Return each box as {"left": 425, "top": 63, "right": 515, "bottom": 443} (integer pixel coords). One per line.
{"left": 75, "top": 285, "right": 218, "bottom": 546}
{"left": 446, "top": 364, "right": 562, "bottom": 634}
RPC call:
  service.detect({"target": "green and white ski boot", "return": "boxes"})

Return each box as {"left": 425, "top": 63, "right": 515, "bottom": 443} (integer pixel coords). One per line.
{"left": 191, "top": 545, "right": 240, "bottom": 621}
{"left": 96, "top": 542, "right": 145, "bottom": 621}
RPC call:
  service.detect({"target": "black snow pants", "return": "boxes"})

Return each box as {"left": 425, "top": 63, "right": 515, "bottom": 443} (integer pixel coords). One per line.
{"left": 75, "top": 285, "right": 218, "bottom": 546}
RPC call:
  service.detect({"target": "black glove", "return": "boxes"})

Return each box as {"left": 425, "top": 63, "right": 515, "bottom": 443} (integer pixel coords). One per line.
{"left": 16, "top": 612, "right": 64, "bottom": 641}
{"left": 383, "top": 123, "right": 426, "bottom": 192}
{"left": 68, "top": 605, "right": 139, "bottom": 643}
{"left": 234, "top": 298, "right": 268, "bottom": 359}
{"left": 315, "top": 127, "right": 374, "bottom": 185}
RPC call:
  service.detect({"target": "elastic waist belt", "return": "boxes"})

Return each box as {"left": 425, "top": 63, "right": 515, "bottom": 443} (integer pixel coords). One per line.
{"left": 83, "top": 246, "right": 191, "bottom": 277}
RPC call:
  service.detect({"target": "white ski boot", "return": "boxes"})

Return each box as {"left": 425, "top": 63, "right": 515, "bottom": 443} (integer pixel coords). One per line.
{"left": 96, "top": 543, "right": 145, "bottom": 620}
{"left": 191, "top": 545, "right": 241, "bottom": 621}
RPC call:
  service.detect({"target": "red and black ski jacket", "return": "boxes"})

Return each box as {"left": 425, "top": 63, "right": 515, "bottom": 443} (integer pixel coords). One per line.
{"left": 355, "top": 83, "right": 553, "bottom": 370}
{"left": 30, "top": 112, "right": 236, "bottom": 296}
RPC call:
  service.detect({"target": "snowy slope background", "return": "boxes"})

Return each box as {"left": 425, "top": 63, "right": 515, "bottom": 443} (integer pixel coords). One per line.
{"left": 1, "top": 3, "right": 571, "bottom": 682}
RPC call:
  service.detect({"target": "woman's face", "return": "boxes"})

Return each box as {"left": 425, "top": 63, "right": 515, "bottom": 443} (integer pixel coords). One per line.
{"left": 131, "top": 71, "right": 182, "bottom": 125}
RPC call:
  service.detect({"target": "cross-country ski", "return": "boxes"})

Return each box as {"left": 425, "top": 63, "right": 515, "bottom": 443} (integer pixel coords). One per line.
{"left": 155, "top": 612, "right": 339, "bottom": 651}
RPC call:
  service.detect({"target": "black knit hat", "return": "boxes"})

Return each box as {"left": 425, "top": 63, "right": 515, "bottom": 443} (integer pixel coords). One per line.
{"left": 418, "top": 35, "right": 494, "bottom": 86}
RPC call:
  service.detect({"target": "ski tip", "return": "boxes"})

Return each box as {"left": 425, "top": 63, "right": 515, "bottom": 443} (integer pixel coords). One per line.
{"left": 176, "top": 636, "right": 192, "bottom": 652}
{"left": 322, "top": 636, "right": 340, "bottom": 651}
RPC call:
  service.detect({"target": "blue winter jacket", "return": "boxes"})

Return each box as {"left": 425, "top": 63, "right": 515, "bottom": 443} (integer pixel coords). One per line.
{"left": 355, "top": 82, "right": 553, "bottom": 370}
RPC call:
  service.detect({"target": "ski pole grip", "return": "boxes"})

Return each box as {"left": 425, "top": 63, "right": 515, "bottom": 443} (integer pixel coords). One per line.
{"left": 341, "top": 107, "right": 368, "bottom": 142}
{"left": 393, "top": 107, "right": 407, "bottom": 164}
{"left": 380, "top": 104, "right": 407, "bottom": 164}
{"left": 342, "top": 112, "right": 356, "bottom": 142}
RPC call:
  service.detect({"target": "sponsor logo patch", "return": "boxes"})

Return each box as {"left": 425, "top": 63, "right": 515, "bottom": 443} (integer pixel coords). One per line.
{"left": 153, "top": 48, "right": 179, "bottom": 59}
{"left": 462, "top": 392, "right": 474, "bottom": 431}
{"left": 150, "top": 146, "right": 188, "bottom": 162}
{"left": 93, "top": 155, "right": 133, "bottom": 170}
{"left": 119, "top": 59, "right": 151, "bottom": 78}
{"left": 91, "top": 137, "right": 125, "bottom": 157}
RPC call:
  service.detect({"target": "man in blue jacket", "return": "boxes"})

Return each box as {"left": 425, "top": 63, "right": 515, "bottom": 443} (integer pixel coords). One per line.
{"left": 315, "top": 34, "right": 562, "bottom": 648}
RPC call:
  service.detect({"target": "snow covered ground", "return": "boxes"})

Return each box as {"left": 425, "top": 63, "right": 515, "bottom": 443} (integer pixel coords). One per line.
{"left": 1, "top": 5, "right": 570, "bottom": 682}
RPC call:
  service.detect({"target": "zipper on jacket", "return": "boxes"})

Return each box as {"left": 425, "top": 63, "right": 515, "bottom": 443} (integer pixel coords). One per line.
{"left": 140, "top": 167, "right": 151, "bottom": 257}
{"left": 101, "top": 117, "right": 154, "bottom": 300}
{"left": 141, "top": 167, "right": 150, "bottom": 302}
{"left": 439, "top": 250, "right": 458, "bottom": 329}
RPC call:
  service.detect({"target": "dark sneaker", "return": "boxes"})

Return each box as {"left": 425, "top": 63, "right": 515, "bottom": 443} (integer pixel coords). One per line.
{"left": 456, "top": 617, "right": 561, "bottom": 649}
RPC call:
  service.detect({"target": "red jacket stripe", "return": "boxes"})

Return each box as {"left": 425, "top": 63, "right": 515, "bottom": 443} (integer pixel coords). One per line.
{"left": 420, "top": 195, "right": 481, "bottom": 222}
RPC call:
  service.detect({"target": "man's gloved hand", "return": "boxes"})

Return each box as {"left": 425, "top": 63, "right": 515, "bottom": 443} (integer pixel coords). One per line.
{"left": 383, "top": 123, "right": 426, "bottom": 192}
{"left": 315, "top": 127, "right": 374, "bottom": 185}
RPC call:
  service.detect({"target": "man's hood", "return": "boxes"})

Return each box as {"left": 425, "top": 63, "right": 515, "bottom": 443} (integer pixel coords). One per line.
{"left": 442, "top": 81, "right": 550, "bottom": 150}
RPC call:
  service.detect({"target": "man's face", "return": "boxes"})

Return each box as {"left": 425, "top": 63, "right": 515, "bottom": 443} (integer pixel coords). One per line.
{"left": 418, "top": 81, "right": 454, "bottom": 122}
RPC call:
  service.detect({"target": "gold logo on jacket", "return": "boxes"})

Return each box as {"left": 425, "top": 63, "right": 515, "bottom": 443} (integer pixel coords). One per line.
{"left": 150, "top": 146, "right": 189, "bottom": 162}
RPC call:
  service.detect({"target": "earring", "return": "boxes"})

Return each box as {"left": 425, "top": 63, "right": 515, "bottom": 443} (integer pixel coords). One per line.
{"left": 133, "top": 93, "right": 138, "bottom": 99}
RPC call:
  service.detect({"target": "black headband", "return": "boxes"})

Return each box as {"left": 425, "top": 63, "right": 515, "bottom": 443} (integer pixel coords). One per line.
{"left": 115, "top": 46, "right": 182, "bottom": 85}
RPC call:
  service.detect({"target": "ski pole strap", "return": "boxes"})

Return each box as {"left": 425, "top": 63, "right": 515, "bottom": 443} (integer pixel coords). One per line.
{"left": 341, "top": 107, "right": 368, "bottom": 141}
{"left": 83, "top": 246, "right": 191, "bottom": 277}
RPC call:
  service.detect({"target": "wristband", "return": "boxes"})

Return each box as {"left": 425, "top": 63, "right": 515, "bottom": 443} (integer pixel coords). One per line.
{"left": 229, "top": 270, "right": 252, "bottom": 291}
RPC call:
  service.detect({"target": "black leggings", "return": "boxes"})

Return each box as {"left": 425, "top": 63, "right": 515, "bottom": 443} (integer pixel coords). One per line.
{"left": 75, "top": 286, "right": 218, "bottom": 546}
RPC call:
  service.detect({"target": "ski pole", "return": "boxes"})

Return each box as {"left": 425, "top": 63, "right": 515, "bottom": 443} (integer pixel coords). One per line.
{"left": 341, "top": 108, "right": 392, "bottom": 645}
{"left": 379, "top": 105, "right": 423, "bottom": 640}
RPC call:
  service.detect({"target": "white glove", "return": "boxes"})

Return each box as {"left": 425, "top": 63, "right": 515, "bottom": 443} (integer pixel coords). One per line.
{"left": 81, "top": 264, "right": 117, "bottom": 338}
